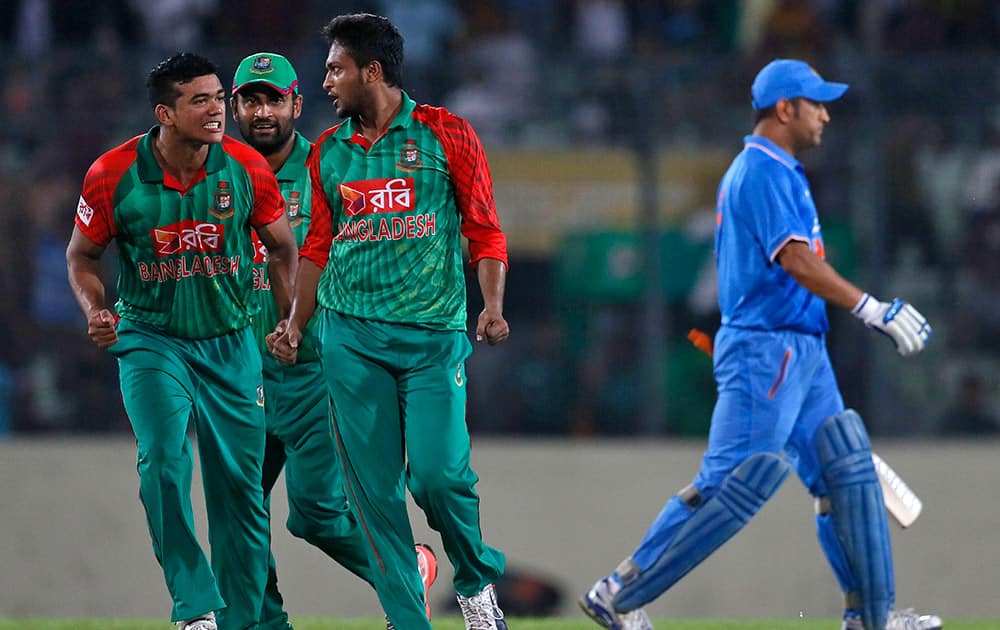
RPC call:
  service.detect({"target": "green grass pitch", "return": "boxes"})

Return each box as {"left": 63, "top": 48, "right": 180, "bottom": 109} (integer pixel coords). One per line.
{"left": 0, "top": 619, "right": 995, "bottom": 630}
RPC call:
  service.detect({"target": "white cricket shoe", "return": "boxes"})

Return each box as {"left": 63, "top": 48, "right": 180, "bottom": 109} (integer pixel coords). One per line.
{"left": 176, "top": 612, "right": 216, "bottom": 630}
{"left": 841, "top": 608, "right": 942, "bottom": 630}
{"left": 621, "top": 609, "right": 655, "bottom": 630}
{"left": 579, "top": 576, "right": 654, "bottom": 630}
{"left": 457, "top": 583, "right": 508, "bottom": 630}
{"left": 887, "top": 608, "right": 943, "bottom": 630}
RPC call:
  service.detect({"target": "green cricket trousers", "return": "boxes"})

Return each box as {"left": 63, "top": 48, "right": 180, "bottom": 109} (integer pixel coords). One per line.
{"left": 316, "top": 309, "right": 506, "bottom": 630}
{"left": 258, "top": 355, "right": 371, "bottom": 630}
{"left": 111, "top": 320, "right": 270, "bottom": 630}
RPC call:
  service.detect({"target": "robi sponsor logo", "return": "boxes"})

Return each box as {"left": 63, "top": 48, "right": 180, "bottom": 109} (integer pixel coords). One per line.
{"left": 339, "top": 177, "right": 415, "bottom": 216}
{"left": 251, "top": 231, "right": 268, "bottom": 264}
{"left": 138, "top": 221, "right": 238, "bottom": 284}
{"left": 151, "top": 220, "right": 225, "bottom": 258}
{"left": 76, "top": 196, "right": 95, "bottom": 226}
{"left": 250, "top": 231, "right": 271, "bottom": 291}
{"left": 335, "top": 177, "right": 432, "bottom": 242}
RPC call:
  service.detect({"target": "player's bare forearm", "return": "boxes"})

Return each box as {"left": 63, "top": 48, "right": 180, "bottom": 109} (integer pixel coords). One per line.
{"left": 476, "top": 257, "right": 506, "bottom": 313}
{"left": 289, "top": 258, "right": 322, "bottom": 332}
{"left": 257, "top": 217, "right": 298, "bottom": 318}
{"left": 66, "top": 227, "right": 118, "bottom": 348}
{"left": 264, "top": 248, "right": 296, "bottom": 318}
{"left": 475, "top": 257, "right": 509, "bottom": 344}
{"left": 777, "top": 240, "right": 863, "bottom": 310}
{"left": 66, "top": 227, "right": 109, "bottom": 317}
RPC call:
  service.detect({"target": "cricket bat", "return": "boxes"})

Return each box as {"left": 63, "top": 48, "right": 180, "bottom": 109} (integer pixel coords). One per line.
{"left": 687, "top": 329, "right": 924, "bottom": 528}
{"left": 872, "top": 452, "right": 923, "bottom": 528}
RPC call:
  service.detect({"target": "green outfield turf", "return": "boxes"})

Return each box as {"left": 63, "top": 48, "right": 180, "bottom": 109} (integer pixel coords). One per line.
{"left": 0, "top": 619, "right": 993, "bottom": 630}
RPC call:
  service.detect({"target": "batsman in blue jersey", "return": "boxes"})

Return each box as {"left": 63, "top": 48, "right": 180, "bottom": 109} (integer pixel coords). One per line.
{"left": 580, "top": 60, "right": 940, "bottom": 630}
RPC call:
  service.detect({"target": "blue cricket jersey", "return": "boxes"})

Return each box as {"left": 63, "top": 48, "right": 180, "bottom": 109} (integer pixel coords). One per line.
{"left": 714, "top": 135, "right": 829, "bottom": 334}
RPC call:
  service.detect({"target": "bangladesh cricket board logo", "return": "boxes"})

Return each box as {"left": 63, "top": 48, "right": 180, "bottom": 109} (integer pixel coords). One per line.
{"left": 286, "top": 190, "right": 303, "bottom": 227}
{"left": 396, "top": 139, "right": 422, "bottom": 172}
{"left": 252, "top": 56, "right": 273, "bottom": 73}
{"left": 210, "top": 181, "right": 234, "bottom": 219}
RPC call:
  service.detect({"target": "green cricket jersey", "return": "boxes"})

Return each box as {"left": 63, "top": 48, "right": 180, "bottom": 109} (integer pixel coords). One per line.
{"left": 299, "top": 92, "right": 508, "bottom": 331}
{"left": 75, "top": 127, "right": 285, "bottom": 339}
{"left": 248, "top": 132, "right": 319, "bottom": 361}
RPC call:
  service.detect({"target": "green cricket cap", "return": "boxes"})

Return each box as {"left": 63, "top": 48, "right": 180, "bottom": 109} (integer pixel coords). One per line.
{"left": 232, "top": 52, "right": 299, "bottom": 96}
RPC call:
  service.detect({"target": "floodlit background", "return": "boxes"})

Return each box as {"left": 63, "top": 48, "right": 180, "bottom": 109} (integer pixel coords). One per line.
{"left": 1, "top": 0, "right": 998, "bottom": 621}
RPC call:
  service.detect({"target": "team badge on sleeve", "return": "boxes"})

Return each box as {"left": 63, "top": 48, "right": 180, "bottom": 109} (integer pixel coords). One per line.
{"left": 77, "top": 196, "right": 95, "bottom": 226}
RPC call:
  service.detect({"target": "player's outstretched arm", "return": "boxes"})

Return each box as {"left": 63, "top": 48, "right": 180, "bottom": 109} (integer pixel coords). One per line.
{"left": 269, "top": 257, "right": 322, "bottom": 366}
{"left": 66, "top": 226, "right": 118, "bottom": 349}
{"left": 777, "top": 241, "right": 931, "bottom": 356}
{"left": 475, "top": 258, "right": 509, "bottom": 345}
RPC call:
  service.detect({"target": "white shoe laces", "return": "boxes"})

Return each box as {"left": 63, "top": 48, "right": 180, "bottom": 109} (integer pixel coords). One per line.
{"left": 457, "top": 583, "right": 504, "bottom": 630}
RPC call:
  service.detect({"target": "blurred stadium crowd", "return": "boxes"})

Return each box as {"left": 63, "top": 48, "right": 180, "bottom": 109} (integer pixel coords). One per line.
{"left": 0, "top": 0, "right": 998, "bottom": 437}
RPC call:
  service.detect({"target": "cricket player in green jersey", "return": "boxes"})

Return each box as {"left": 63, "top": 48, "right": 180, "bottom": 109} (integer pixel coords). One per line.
{"left": 270, "top": 13, "right": 510, "bottom": 630}
{"left": 66, "top": 53, "right": 298, "bottom": 630}
{"left": 230, "top": 51, "right": 438, "bottom": 629}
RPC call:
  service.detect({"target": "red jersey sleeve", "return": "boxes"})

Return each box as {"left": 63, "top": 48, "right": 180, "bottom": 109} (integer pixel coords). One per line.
{"left": 222, "top": 137, "right": 284, "bottom": 228}
{"left": 298, "top": 128, "right": 340, "bottom": 269}
{"left": 75, "top": 136, "right": 142, "bottom": 246}
{"left": 416, "top": 106, "right": 508, "bottom": 269}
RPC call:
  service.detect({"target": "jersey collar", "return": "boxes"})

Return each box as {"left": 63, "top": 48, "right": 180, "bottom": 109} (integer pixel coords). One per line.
{"left": 136, "top": 125, "right": 227, "bottom": 185}
{"left": 743, "top": 135, "right": 803, "bottom": 173}
{"left": 274, "top": 132, "right": 311, "bottom": 182}
{"left": 333, "top": 90, "right": 418, "bottom": 142}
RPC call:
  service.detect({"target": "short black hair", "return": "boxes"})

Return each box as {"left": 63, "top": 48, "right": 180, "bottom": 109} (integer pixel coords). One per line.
{"left": 147, "top": 52, "right": 218, "bottom": 110}
{"left": 321, "top": 13, "right": 404, "bottom": 88}
{"left": 753, "top": 98, "right": 806, "bottom": 124}
{"left": 753, "top": 104, "right": 776, "bottom": 125}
